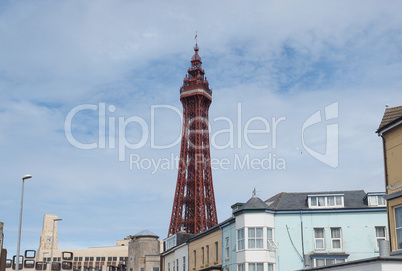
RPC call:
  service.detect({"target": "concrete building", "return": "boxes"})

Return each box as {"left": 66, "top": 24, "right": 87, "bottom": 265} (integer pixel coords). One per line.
{"left": 266, "top": 190, "right": 387, "bottom": 270}
{"left": 127, "top": 231, "right": 160, "bottom": 271}
{"left": 1, "top": 222, "right": 6, "bottom": 271}
{"left": 377, "top": 105, "right": 402, "bottom": 253}
{"left": 5, "top": 215, "right": 161, "bottom": 271}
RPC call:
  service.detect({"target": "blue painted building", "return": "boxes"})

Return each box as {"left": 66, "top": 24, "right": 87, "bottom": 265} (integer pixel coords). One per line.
{"left": 219, "top": 190, "right": 387, "bottom": 271}
{"left": 266, "top": 190, "right": 387, "bottom": 270}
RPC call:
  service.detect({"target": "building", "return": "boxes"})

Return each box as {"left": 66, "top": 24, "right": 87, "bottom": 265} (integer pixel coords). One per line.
{"left": 162, "top": 232, "right": 194, "bottom": 271}
{"left": 168, "top": 43, "right": 218, "bottom": 236}
{"left": 127, "top": 231, "right": 160, "bottom": 271}
{"left": 5, "top": 215, "right": 161, "bottom": 271}
{"left": 266, "top": 190, "right": 387, "bottom": 270}
{"left": 0, "top": 222, "right": 6, "bottom": 271}
{"left": 377, "top": 105, "right": 402, "bottom": 253}
{"left": 187, "top": 223, "right": 223, "bottom": 271}
{"left": 231, "top": 195, "right": 276, "bottom": 271}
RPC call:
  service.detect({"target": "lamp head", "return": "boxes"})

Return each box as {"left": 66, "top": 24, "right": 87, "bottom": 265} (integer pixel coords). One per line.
{"left": 22, "top": 174, "right": 32, "bottom": 180}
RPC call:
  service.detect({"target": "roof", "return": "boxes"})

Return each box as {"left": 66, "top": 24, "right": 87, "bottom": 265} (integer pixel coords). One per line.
{"left": 265, "top": 190, "right": 381, "bottom": 211}
{"left": 377, "top": 105, "right": 402, "bottom": 133}
{"left": 233, "top": 196, "right": 269, "bottom": 214}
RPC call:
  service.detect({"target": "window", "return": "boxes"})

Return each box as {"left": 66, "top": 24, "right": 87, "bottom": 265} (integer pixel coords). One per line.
{"left": 96, "top": 258, "right": 100, "bottom": 262}
{"left": 215, "top": 242, "right": 219, "bottom": 262}
{"left": 108, "top": 257, "right": 112, "bottom": 262}
{"left": 237, "top": 263, "right": 245, "bottom": 271}
{"left": 248, "top": 263, "right": 263, "bottom": 271}
{"left": 267, "top": 228, "right": 278, "bottom": 249}
{"left": 112, "top": 257, "right": 117, "bottom": 262}
{"left": 309, "top": 195, "right": 344, "bottom": 208}
{"left": 193, "top": 250, "right": 196, "bottom": 267}
{"left": 268, "top": 264, "right": 274, "bottom": 271}
{"left": 395, "top": 206, "right": 402, "bottom": 250}
{"left": 206, "top": 245, "right": 209, "bottom": 264}
{"left": 201, "top": 247, "right": 204, "bottom": 265}
{"left": 314, "top": 228, "right": 325, "bottom": 250}
{"left": 331, "top": 228, "right": 342, "bottom": 249}
{"left": 313, "top": 258, "right": 346, "bottom": 267}
{"left": 237, "top": 229, "right": 245, "bottom": 250}
{"left": 248, "top": 228, "right": 263, "bottom": 249}
{"left": 165, "top": 235, "right": 177, "bottom": 250}
{"left": 173, "top": 260, "right": 176, "bottom": 271}
{"left": 101, "top": 257, "right": 105, "bottom": 262}
{"left": 182, "top": 257, "right": 185, "bottom": 271}
{"left": 153, "top": 268, "right": 159, "bottom": 271}
{"left": 375, "top": 226, "right": 386, "bottom": 250}
{"left": 168, "top": 262, "right": 170, "bottom": 271}
{"left": 225, "top": 237, "right": 230, "bottom": 258}
{"left": 176, "top": 259, "right": 179, "bottom": 271}
{"left": 85, "top": 257, "right": 89, "bottom": 262}
{"left": 368, "top": 195, "right": 386, "bottom": 207}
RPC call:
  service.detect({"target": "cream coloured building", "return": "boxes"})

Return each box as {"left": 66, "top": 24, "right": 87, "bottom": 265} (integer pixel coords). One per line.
{"left": 5, "top": 215, "right": 161, "bottom": 271}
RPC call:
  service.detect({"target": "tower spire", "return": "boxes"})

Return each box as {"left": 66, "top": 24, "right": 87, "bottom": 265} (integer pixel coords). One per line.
{"left": 168, "top": 44, "right": 218, "bottom": 236}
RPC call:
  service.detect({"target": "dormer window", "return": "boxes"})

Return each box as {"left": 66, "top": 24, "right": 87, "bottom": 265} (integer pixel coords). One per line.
{"left": 308, "top": 194, "right": 344, "bottom": 208}
{"left": 164, "top": 235, "right": 177, "bottom": 250}
{"left": 368, "top": 195, "right": 386, "bottom": 207}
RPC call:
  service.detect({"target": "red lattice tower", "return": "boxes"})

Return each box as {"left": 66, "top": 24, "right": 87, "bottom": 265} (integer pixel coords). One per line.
{"left": 168, "top": 44, "right": 218, "bottom": 236}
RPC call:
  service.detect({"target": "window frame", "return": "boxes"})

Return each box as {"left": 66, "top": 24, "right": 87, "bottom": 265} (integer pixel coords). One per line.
{"left": 248, "top": 227, "right": 264, "bottom": 249}
{"left": 314, "top": 228, "right": 325, "bottom": 250}
{"left": 225, "top": 237, "right": 230, "bottom": 259}
{"left": 330, "top": 228, "right": 342, "bottom": 250}
{"left": 237, "top": 229, "right": 245, "bottom": 251}
{"left": 375, "top": 226, "right": 387, "bottom": 250}
{"left": 394, "top": 206, "right": 402, "bottom": 250}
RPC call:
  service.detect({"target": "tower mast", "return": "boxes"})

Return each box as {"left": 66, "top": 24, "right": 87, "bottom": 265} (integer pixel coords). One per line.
{"left": 168, "top": 43, "right": 218, "bottom": 236}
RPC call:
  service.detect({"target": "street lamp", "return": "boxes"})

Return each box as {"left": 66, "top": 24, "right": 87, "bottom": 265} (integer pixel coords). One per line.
{"left": 49, "top": 218, "right": 62, "bottom": 271}
{"left": 15, "top": 174, "right": 32, "bottom": 271}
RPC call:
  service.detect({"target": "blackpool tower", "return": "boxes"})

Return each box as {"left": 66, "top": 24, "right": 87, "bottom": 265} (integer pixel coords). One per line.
{"left": 168, "top": 43, "right": 218, "bottom": 236}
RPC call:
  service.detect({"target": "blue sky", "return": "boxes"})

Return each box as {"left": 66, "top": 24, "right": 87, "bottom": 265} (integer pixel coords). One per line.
{"left": 1, "top": 0, "right": 402, "bottom": 254}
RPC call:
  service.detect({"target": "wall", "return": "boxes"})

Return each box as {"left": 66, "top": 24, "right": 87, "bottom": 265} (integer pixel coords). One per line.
{"left": 221, "top": 220, "right": 236, "bottom": 271}
{"left": 274, "top": 210, "right": 388, "bottom": 271}
{"left": 188, "top": 229, "right": 221, "bottom": 271}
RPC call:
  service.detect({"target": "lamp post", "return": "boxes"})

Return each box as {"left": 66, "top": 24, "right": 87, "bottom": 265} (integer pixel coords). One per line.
{"left": 15, "top": 174, "right": 32, "bottom": 271}
{"left": 49, "top": 218, "right": 62, "bottom": 271}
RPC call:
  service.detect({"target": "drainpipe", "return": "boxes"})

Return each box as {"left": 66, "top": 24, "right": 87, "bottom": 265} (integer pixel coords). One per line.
{"left": 300, "top": 211, "right": 306, "bottom": 268}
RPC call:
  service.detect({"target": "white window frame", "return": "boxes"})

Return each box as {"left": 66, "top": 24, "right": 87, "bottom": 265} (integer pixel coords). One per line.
{"left": 394, "top": 206, "right": 402, "bottom": 250}
{"left": 308, "top": 195, "right": 344, "bottom": 208}
{"left": 237, "top": 228, "right": 245, "bottom": 251}
{"left": 368, "top": 195, "right": 386, "bottom": 207}
{"left": 313, "top": 258, "right": 346, "bottom": 267}
{"left": 237, "top": 263, "right": 245, "bottom": 271}
{"left": 248, "top": 227, "right": 264, "bottom": 249}
{"left": 375, "top": 226, "right": 387, "bottom": 250}
{"left": 225, "top": 237, "right": 230, "bottom": 259}
{"left": 247, "top": 263, "right": 264, "bottom": 271}
{"left": 314, "top": 228, "right": 325, "bottom": 250}
{"left": 267, "top": 228, "right": 278, "bottom": 249}
{"left": 330, "top": 228, "right": 342, "bottom": 250}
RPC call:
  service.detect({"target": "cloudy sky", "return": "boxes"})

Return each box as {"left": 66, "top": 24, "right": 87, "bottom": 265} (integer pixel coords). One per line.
{"left": 1, "top": 0, "right": 401, "bottom": 254}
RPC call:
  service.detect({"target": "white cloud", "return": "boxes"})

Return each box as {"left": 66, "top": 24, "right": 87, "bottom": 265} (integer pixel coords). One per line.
{"left": 0, "top": 0, "right": 401, "bottom": 254}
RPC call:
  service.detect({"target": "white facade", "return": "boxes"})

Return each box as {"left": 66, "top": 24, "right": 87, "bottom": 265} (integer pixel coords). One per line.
{"left": 235, "top": 210, "right": 276, "bottom": 271}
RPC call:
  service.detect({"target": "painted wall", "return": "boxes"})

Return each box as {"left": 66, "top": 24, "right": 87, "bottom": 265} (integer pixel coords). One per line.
{"left": 382, "top": 124, "right": 402, "bottom": 252}
{"left": 188, "top": 229, "right": 221, "bottom": 271}
{"left": 235, "top": 212, "right": 276, "bottom": 270}
{"left": 274, "top": 210, "right": 387, "bottom": 271}
{"left": 221, "top": 220, "right": 236, "bottom": 271}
